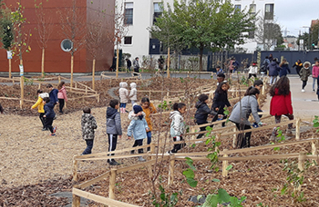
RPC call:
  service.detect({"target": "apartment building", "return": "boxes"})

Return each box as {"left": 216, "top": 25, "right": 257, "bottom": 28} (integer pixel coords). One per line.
{"left": 117, "top": 0, "right": 275, "bottom": 60}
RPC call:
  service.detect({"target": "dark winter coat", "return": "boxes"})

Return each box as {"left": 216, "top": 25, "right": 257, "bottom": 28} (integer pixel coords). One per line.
{"left": 270, "top": 88, "right": 293, "bottom": 116}
{"left": 81, "top": 113, "right": 97, "bottom": 140}
{"left": 268, "top": 61, "right": 281, "bottom": 76}
{"left": 44, "top": 102, "right": 55, "bottom": 119}
{"left": 49, "top": 89, "right": 59, "bottom": 104}
{"left": 195, "top": 101, "right": 216, "bottom": 124}
{"left": 126, "top": 59, "right": 132, "bottom": 68}
{"left": 106, "top": 107, "right": 122, "bottom": 135}
{"left": 212, "top": 91, "right": 231, "bottom": 114}
{"left": 299, "top": 67, "right": 311, "bottom": 81}
{"left": 292, "top": 62, "right": 303, "bottom": 75}
{"left": 279, "top": 63, "right": 291, "bottom": 77}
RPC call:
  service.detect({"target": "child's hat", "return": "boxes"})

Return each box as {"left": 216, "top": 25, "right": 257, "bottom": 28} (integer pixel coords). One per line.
{"left": 133, "top": 105, "right": 143, "bottom": 114}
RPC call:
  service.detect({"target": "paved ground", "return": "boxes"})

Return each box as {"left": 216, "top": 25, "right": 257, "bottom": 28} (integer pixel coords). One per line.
{"left": 262, "top": 76, "right": 319, "bottom": 120}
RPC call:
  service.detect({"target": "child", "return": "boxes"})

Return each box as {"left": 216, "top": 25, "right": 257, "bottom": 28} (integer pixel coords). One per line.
{"left": 312, "top": 60, "right": 319, "bottom": 92}
{"left": 216, "top": 73, "right": 226, "bottom": 86}
{"left": 168, "top": 103, "right": 186, "bottom": 154}
{"left": 299, "top": 61, "right": 311, "bottom": 92}
{"left": 31, "top": 90, "right": 49, "bottom": 131}
{"left": 81, "top": 107, "right": 97, "bottom": 155}
{"left": 119, "top": 82, "right": 129, "bottom": 113}
{"left": 141, "top": 97, "right": 157, "bottom": 151}
{"left": 129, "top": 82, "right": 137, "bottom": 105}
{"left": 216, "top": 65, "right": 223, "bottom": 75}
{"left": 212, "top": 82, "right": 231, "bottom": 127}
{"left": 57, "top": 81, "right": 68, "bottom": 114}
{"left": 229, "top": 88, "right": 265, "bottom": 148}
{"left": 127, "top": 105, "right": 149, "bottom": 162}
{"left": 268, "top": 58, "right": 281, "bottom": 85}
{"left": 248, "top": 62, "right": 258, "bottom": 79}
{"left": 46, "top": 84, "right": 59, "bottom": 107}
{"left": 269, "top": 76, "right": 294, "bottom": 138}
{"left": 279, "top": 59, "right": 291, "bottom": 78}
{"left": 106, "top": 99, "right": 122, "bottom": 165}
{"left": 244, "top": 80, "right": 264, "bottom": 120}
{"left": 195, "top": 94, "right": 217, "bottom": 139}
{"left": 43, "top": 97, "right": 57, "bottom": 136}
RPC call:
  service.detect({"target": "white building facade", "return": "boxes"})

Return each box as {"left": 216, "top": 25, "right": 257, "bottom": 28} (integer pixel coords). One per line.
{"left": 117, "top": 0, "right": 275, "bottom": 60}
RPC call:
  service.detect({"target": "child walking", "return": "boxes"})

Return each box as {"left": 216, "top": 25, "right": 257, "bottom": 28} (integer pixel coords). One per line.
{"left": 81, "top": 107, "right": 97, "bottom": 155}
{"left": 248, "top": 62, "right": 258, "bottom": 79}
{"left": 141, "top": 97, "right": 157, "bottom": 151}
{"left": 168, "top": 103, "right": 186, "bottom": 154}
{"left": 269, "top": 76, "right": 294, "bottom": 139}
{"left": 43, "top": 97, "right": 57, "bottom": 136}
{"left": 119, "top": 82, "right": 129, "bottom": 113}
{"left": 31, "top": 90, "right": 49, "bottom": 131}
{"left": 212, "top": 82, "right": 231, "bottom": 127}
{"left": 58, "top": 81, "right": 68, "bottom": 114}
{"left": 312, "top": 60, "right": 319, "bottom": 92}
{"left": 299, "top": 61, "right": 311, "bottom": 92}
{"left": 127, "top": 105, "right": 149, "bottom": 162}
{"left": 279, "top": 59, "right": 291, "bottom": 78}
{"left": 195, "top": 94, "right": 217, "bottom": 139}
{"left": 106, "top": 99, "right": 122, "bottom": 165}
{"left": 129, "top": 82, "right": 137, "bottom": 105}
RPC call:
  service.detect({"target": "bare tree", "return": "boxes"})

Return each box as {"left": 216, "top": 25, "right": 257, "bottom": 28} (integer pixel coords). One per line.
{"left": 34, "top": 0, "right": 54, "bottom": 77}
{"left": 58, "top": 0, "right": 87, "bottom": 88}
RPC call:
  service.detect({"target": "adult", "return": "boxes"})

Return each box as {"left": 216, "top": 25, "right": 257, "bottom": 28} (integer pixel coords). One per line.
{"left": 269, "top": 53, "right": 274, "bottom": 62}
{"left": 229, "top": 87, "right": 265, "bottom": 148}
{"left": 268, "top": 58, "right": 281, "bottom": 85}
{"left": 158, "top": 56, "right": 164, "bottom": 71}
{"left": 110, "top": 56, "right": 116, "bottom": 72}
{"left": 133, "top": 57, "right": 140, "bottom": 76}
{"left": 260, "top": 56, "right": 270, "bottom": 76}
{"left": 126, "top": 58, "right": 132, "bottom": 71}
{"left": 292, "top": 59, "right": 303, "bottom": 77}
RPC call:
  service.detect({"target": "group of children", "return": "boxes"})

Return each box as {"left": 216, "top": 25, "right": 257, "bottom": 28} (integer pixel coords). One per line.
{"left": 119, "top": 82, "right": 137, "bottom": 113}
{"left": 31, "top": 82, "right": 67, "bottom": 136}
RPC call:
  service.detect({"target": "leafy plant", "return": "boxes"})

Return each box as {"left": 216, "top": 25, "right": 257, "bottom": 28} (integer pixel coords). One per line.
{"left": 313, "top": 116, "right": 319, "bottom": 133}
{"left": 201, "top": 188, "right": 246, "bottom": 207}
{"left": 152, "top": 185, "right": 179, "bottom": 207}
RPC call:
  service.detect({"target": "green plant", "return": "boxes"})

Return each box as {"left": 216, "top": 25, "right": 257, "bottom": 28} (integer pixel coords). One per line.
{"left": 313, "top": 116, "right": 319, "bottom": 133}
{"left": 23, "top": 77, "right": 33, "bottom": 85}
{"left": 151, "top": 185, "right": 179, "bottom": 207}
{"left": 201, "top": 188, "right": 246, "bottom": 207}
{"left": 158, "top": 100, "right": 172, "bottom": 111}
{"left": 240, "top": 76, "right": 248, "bottom": 86}
{"left": 257, "top": 203, "right": 269, "bottom": 207}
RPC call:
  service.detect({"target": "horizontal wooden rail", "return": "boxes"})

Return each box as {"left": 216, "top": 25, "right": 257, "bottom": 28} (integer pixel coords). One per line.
{"left": 78, "top": 170, "right": 110, "bottom": 189}
{"left": 75, "top": 153, "right": 150, "bottom": 161}
{"left": 73, "top": 188, "right": 140, "bottom": 207}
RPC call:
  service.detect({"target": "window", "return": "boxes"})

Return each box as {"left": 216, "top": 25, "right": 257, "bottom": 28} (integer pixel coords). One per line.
{"left": 153, "top": 3, "right": 163, "bottom": 24}
{"left": 249, "top": 4, "right": 256, "bottom": 14}
{"left": 234, "top": 4, "right": 241, "bottom": 11}
{"left": 124, "top": 3, "right": 133, "bottom": 25}
{"left": 265, "top": 4, "right": 274, "bottom": 20}
{"left": 124, "top": 36, "right": 132, "bottom": 45}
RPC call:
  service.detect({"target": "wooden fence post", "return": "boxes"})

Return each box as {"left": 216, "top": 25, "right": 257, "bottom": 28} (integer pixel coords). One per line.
{"left": 215, "top": 133, "right": 221, "bottom": 152}
{"left": 109, "top": 169, "right": 117, "bottom": 200}
{"left": 312, "top": 139, "right": 318, "bottom": 166}
{"left": 168, "top": 154, "right": 175, "bottom": 185}
{"left": 296, "top": 119, "right": 301, "bottom": 140}
{"left": 150, "top": 143, "right": 155, "bottom": 160}
{"left": 232, "top": 127, "right": 237, "bottom": 148}
{"left": 297, "top": 152, "right": 306, "bottom": 191}
{"left": 58, "top": 75, "right": 61, "bottom": 84}
{"left": 72, "top": 194, "right": 81, "bottom": 207}
{"left": 222, "top": 149, "right": 228, "bottom": 177}
{"left": 73, "top": 157, "right": 78, "bottom": 182}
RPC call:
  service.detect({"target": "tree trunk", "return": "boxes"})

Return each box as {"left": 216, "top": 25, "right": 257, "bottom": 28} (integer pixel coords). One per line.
{"left": 199, "top": 46, "right": 204, "bottom": 71}
{"left": 71, "top": 54, "right": 74, "bottom": 89}
{"left": 167, "top": 47, "right": 170, "bottom": 78}
{"left": 9, "top": 58, "right": 11, "bottom": 79}
{"left": 20, "top": 59, "right": 23, "bottom": 109}
{"left": 116, "top": 48, "right": 119, "bottom": 79}
{"left": 41, "top": 48, "right": 45, "bottom": 77}
{"left": 92, "top": 58, "right": 96, "bottom": 90}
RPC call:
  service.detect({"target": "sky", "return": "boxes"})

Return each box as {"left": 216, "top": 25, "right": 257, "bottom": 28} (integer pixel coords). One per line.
{"left": 274, "top": 0, "right": 319, "bottom": 37}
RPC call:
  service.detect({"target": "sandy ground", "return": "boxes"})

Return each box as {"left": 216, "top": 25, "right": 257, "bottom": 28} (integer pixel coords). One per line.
{"left": 0, "top": 106, "right": 140, "bottom": 187}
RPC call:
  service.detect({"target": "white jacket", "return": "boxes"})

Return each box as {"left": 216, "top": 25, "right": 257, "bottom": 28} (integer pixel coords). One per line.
{"left": 119, "top": 82, "right": 129, "bottom": 103}
{"left": 170, "top": 111, "right": 185, "bottom": 137}
{"left": 129, "top": 83, "right": 137, "bottom": 101}
{"left": 248, "top": 66, "right": 258, "bottom": 74}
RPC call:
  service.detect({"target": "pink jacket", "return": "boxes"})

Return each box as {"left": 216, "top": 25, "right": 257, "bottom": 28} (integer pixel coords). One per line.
{"left": 58, "top": 86, "right": 68, "bottom": 101}
{"left": 312, "top": 65, "right": 319, "bottom": 78}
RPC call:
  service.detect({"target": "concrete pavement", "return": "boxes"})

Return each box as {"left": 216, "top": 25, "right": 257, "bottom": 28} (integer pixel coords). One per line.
{"left": 262, "top": 76, "right": 319, "bottom": 119}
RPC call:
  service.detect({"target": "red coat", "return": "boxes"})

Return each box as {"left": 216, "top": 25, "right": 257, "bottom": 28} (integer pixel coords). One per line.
{"left": 270, "top": 88, "right": 293, "bottom": 116}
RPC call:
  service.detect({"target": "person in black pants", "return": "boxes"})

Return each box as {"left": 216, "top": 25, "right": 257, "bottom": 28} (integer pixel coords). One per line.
{"left": 81, "top": 107, "right": 98, "bottom": 155}
{"left": 126, "top": 58, "right": 132, "bottom": 71}
{"left": 211, "top": 82, "right": 231, "bottom": 127}
{"left": 195, "top": 94, "right": 217, "bottom": 139}
{"left": 43, "top": 97, "right": 57, "bottom": 136}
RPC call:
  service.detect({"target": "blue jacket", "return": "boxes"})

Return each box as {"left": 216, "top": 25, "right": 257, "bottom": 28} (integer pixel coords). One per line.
{"left": 44, "top": 102, "right": 56, "bottom": 119}
{"left": 127, "top": 115, "right": 149, "bottom": 140}
{"left": 279, "top": 63, "right": 291, "bottom": 77}
{"left": 49, "top": 89, "right": 59, "bottom": 104}
{"left": 268, "top": 61, "right": 280, "bottom": 76}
